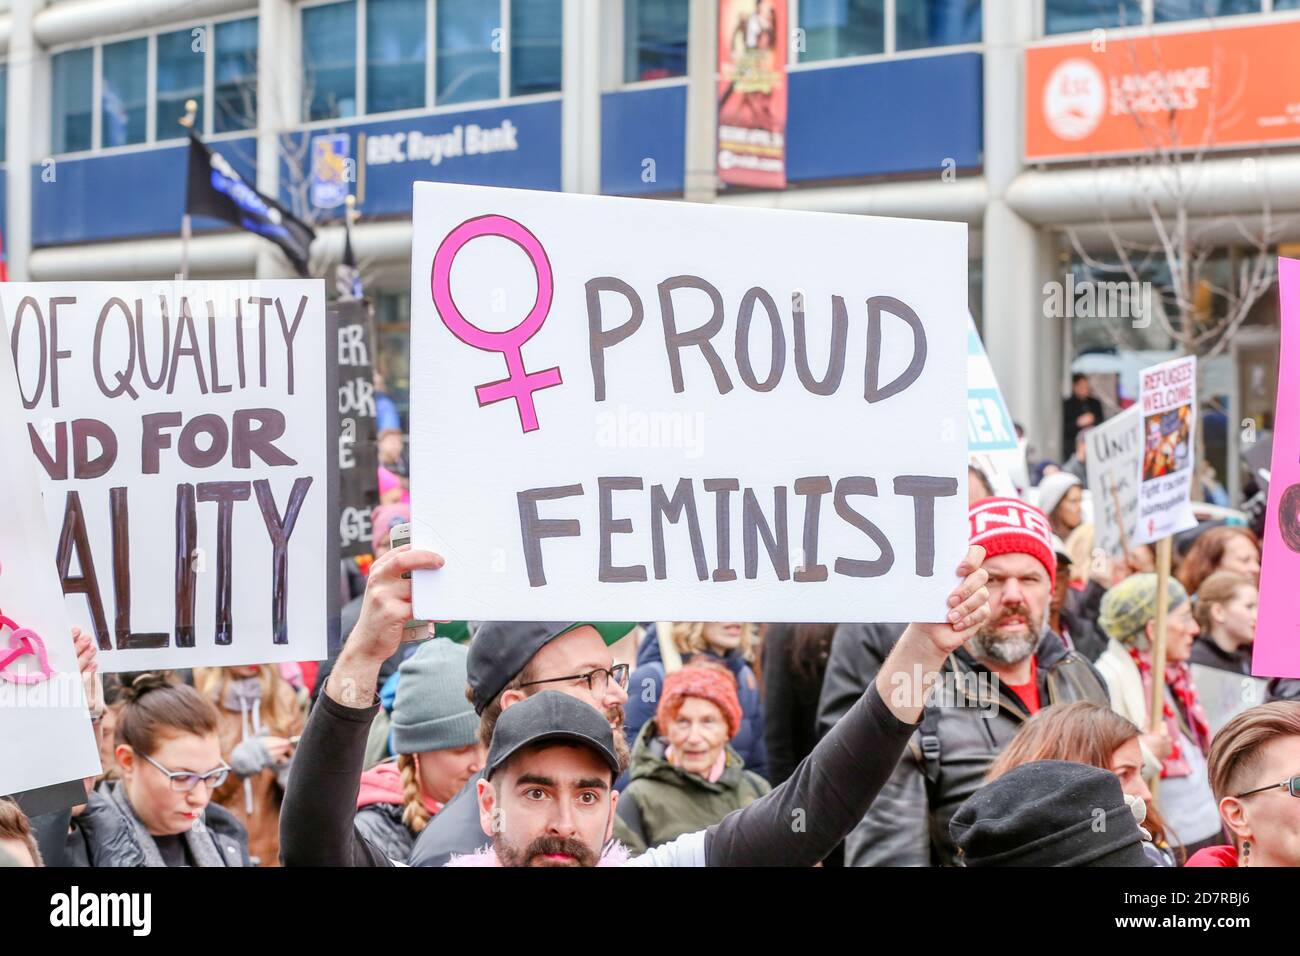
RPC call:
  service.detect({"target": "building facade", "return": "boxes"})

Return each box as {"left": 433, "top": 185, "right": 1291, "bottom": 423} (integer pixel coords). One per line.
{"left": 3, "top": 0, "right": 1297, "bottom": 496}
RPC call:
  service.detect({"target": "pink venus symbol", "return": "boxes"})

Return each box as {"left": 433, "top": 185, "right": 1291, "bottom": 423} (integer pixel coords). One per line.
{"left": 430, "top": 214, "right": 563, "bottom": 433}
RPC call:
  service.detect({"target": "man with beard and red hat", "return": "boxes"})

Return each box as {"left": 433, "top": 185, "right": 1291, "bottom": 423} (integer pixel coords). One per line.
{"left": 842, "top": 497, "right": 1111, "bottom": 867}
{"left": 282, "top": 538, "right": 994, "bottom": 867}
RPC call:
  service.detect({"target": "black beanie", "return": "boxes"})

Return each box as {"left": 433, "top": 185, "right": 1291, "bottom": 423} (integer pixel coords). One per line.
{"left": 949, "top": 760, "right": 1155, "bottom": 867}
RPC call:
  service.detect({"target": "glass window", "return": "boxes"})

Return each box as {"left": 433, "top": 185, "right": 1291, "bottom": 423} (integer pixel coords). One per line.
{"left": 1153, "top": 0, "right": 1259, "bottom": 20}
{"left": 214, "top": 17, "right": 258, "bottom": 133}
{"left": 367, "top": 0, "right": 426, "bottom": 114}
{"left": 1276, "top": 0, "right": 1300, "bottom": 9}
{"left": 304, "top": 1, "right": 358, "bottom": 121}
{"left": 52, "top": 48, "right": 94, "bottom": 153}
{"left": 800, "top": 0, "right": 885, "bottom": 62}
{"left": 896, "top": 0, "right": 981, "bottom": 51}
{"left": 157, "top": 28, "right": 206, "bottom": 137}
{"left": 436, "top": 0, "right": 500, "bottom": 105}
{"left": 1044, "top": 0, "right": 1142, "bottom": 34}
{"left": 101, "top": 37, "right": 148, "bottom": 147}
{"left": 511, "top": 0, "right": 562, "bottom": 96}
{"left": 624, "top": 0, "right": 688, "bottom": 82}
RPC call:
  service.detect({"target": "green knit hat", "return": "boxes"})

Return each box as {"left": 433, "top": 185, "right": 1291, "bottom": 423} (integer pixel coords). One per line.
{"left": 1098, "top": 573, "right": 1189, "bottom": 649}
{"left": 390, "top": 638, "right": 479, "bottom": 755}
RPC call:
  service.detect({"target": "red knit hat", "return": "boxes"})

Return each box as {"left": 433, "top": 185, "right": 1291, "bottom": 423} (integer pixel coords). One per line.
{"left": 656, "top": 662, "right": 744, "bottom": 739}
{"left": 968, "top": 497, "right": 1057, "bottom": 588}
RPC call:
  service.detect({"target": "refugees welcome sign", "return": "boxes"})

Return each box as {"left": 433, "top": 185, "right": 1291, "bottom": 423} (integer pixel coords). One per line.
{"left": 409, "top": 184, "right": 969, "bottom": 623}
{"left": 4, "top": 281, "right": 329, "bottom": 672}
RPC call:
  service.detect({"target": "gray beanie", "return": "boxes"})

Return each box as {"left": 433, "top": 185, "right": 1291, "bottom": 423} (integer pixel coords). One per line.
{"left": 390, "top": 638, "right": 479, "bottom": 755}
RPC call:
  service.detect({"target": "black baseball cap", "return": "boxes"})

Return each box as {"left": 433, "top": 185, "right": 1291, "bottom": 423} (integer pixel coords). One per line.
{"left": 467, "top": 622, "right": 636, "bottom": 714}
{"left": 485, "top": 690, "right": 621, "bottom": 781}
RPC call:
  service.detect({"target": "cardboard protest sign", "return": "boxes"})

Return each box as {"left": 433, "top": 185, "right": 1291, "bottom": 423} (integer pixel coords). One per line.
{"left": 3, "top": 281, "right": 331, "bottom": 673}
{"left": 1086, "top": 405, "right": 1142, "bottom": 557}
{"left": 0, "top": 312, "right": 103, "bottom": 800}
{"left": 409, "top": 183, "right": 969, "bottom": 623}
{"left": 334, "top": 299, "right": 379, "bottom": 558}
{"left": 1134, "top": 355, "right": 1197, "bottom": 545}
{"left": 1254, "top": 257, "right": 1300, "bottom": 677}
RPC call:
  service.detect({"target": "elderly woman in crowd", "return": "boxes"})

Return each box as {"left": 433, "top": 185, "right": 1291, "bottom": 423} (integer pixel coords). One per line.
{"left": 1095, "top": 574, "right": 1222, "bottom": 856}
{"left": 614, "top": 660, "right": 770, "bottom": 855}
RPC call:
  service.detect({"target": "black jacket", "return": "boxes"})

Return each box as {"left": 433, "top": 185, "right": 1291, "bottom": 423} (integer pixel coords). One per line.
{"left": 761, "top": 624, "right": 827, "bottom": 785}
{"left": 844, "top": 631, "right": 1111, "bottom": 866}
{"left": 354, "top": 803, "right": 417, "bottom": 864}
{"left": 1061, "top": 581, "right": 1108, "bottom": 662}
{"left": 404, "top": 770, "right": 487, "bottom": 867}
{"left": 63, "top": 784, "right": 250, "bottom": 867}
{"left": 815, "top": 623, "right": 907, "bottom": 739}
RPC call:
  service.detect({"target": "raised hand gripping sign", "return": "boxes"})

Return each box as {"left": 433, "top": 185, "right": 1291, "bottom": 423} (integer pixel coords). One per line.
{"left": 431, "top": 215, "right": 562, "bottom": 432}
{"left": 409, "top": 183, "right": 970, "bottom": 624}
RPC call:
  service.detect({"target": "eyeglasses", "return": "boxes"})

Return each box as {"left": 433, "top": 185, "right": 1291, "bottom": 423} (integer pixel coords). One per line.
{"left": 1233, "top": 774, "right": 1300, "bottom": 800}
{"left": 519, "top": 663, "right": 630, "bottom": 697}
{"left": 141, "top": 753, "right": 232, "bottom": 793}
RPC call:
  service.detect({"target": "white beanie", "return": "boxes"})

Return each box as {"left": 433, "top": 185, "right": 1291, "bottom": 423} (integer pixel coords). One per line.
{"left": 1035, "top": 471, "right": 1081, "bottom": 520}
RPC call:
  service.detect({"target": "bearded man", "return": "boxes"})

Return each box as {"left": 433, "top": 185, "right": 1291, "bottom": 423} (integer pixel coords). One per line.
{"left": 844, "top": 497, "right": 1111, "bottom": 867}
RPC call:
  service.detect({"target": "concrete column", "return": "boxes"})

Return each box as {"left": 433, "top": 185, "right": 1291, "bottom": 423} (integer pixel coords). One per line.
{"left": 683, "top": 0, "right": 717, "bottom": 202}
{"left": 561, "top": 0, "right": 601, "bottom": 194}
{"left": 256, "top": 0, "right": 298, "bottom": 278}
{"left": 981, "top": 0, "right": 1061, "bottom": 459}
{"left": 6, "top": 0, "right": 36, "bottom": 280}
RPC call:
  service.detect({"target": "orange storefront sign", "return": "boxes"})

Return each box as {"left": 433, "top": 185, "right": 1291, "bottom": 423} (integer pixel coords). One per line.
{"left": 1025, "top": 20, "right": 1300, "bottom": 162}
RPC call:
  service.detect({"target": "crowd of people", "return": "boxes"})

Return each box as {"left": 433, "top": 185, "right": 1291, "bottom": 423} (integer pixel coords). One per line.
{"left": 3, "top": 406, "right": 1298, "bottom": 871}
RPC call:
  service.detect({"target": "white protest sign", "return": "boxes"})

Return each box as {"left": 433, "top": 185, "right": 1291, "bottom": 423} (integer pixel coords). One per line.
{"left": 0, "top": 313, "right": 102, "bottom": 798}
{"left": 3, "top": 281, "right": 330, "bottom": 673}
{"left": 966, "top": 315, "right": 1025, "bottom": 496}
{"left": 1086, "top": 405, "right": 1141, "bottom": 556}
{"left": 1134, "top": 355, "right": 1198, "bottom": 545}
{"left": 409, "top": 183, "right": 969, "bottom": 623}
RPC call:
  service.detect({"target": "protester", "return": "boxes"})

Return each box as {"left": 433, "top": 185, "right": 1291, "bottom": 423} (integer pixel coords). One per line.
{"left": 624, "top": 622, "right": 767, "bottom": 781}
{"left": 66, "top": 673, "right": 250, "bottom": 867}
{"left": 1063, "top": 372, "right": 1105, "bottom": 453}
{"left": 985, "top": 701, "right": 1177, "bottom": 864}
{"left": 0, "top": 799, "right": 42, "bottom": 867}
{"left": 279, "top": 541, "right": 992, "bottom": 867}
{"left": 195, "top": 664, "right": 305, "bottom": 866}
{"left": 1036, "top": 472, "right": 1083, "bottom": 540}
{"left": 1188, "top": 701, "right": 1300, "bottom": 867}
{"left": 1095, "top": 574, "right": 1222, "bottom": 855}
{"left": 951, "top": 761, "right": 1153, "bottom": 867}
{"left": 815, "top": 622, "right": 906, "bottom": 740}
{"left": 1176, "top": 525, "right": 1261, "bottom": 595}
{"left": 1061, "top": 428, "right": 1089, "bottom": 484}
{"left": 1190, "top": 572, "right": 1258, "bottom": 676}
{"left": 968, "top": 464, "right": 993, "bottom": 503}
{"left": 1060, "top": 523, "right": 1109, "bottom": 661}
{"left": 353, "top": 638, "right": 484, "bottom": 863}
{"left": 373, "top": 370, "right": 402, "bottom": 433}
{"left": 615, "top": 660, "right": 771, "bottom": 854}
{"left": 762, "top": 623, "right": 835, "bottom": 785}
{"left": 843, "top": 498, "right": 1110, "bottom": 866}
{"left": 377, "top": 427, "right": 409, "bottom": 478}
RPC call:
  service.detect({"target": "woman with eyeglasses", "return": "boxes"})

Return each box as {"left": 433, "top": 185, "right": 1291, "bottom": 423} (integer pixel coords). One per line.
{"left": 66, "top": 672, "right": 250, "bottom": 868}
{"left": 1189, "top": 701, "right": 1300, "bottom": 867}
{"left": 194, "top": 663, "right": 306, "bottom": 866}
{"left": 614, "top": 659, "right": 771, "bottom": 856}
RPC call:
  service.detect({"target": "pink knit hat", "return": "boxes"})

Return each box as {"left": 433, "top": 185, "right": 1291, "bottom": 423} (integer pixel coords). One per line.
{"left": 371, "top": 503, "right": 411, "bottom": 554}
{"left": 656, "top": 662, "right": 744, "bottom": 739}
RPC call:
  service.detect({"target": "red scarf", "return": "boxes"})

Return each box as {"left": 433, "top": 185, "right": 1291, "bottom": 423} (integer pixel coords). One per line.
{"left": 1127, "top": 647, "right": 1212, "bottom": 778}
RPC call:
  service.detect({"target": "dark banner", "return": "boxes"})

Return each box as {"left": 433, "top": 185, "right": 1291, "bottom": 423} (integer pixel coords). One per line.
{"left": 186, "top": 131, "right": 316, "bottom": 277}
{"left": 333, "top": 299, "right": 379, "bottom": 557}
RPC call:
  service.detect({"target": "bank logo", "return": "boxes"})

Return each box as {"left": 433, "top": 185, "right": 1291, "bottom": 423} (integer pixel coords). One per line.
{"left": 310, "top": 134, "right": 351, "bottom": 210}
{"left": 1043, "top": 58, "right": 1106, "bottom": 141}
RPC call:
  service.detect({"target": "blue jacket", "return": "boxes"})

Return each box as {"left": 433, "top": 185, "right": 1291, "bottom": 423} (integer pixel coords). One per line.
{"left": 620, "top": 627, "right": 767, "bottom": 788}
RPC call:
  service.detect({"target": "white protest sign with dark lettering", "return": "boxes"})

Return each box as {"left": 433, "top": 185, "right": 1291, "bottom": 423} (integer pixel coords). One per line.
{"left": 1086, "top": 405, "right": 1142, "bottom": 556}
{"left": 4, "top": 281, "right": 329, "bottom": 672}
{"left": 1135, "top": 355, "right": 1198, "bottom": 545}
{"left": 0, "top": 312, "right": 102, "bottom": 798}
{"left": 408, "top": 183, "right": 968, "bottom": 623}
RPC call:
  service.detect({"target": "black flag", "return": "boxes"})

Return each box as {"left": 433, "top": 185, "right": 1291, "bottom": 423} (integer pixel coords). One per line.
{"left": 185, "top": 130, "right": 316, "bottom": 277}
